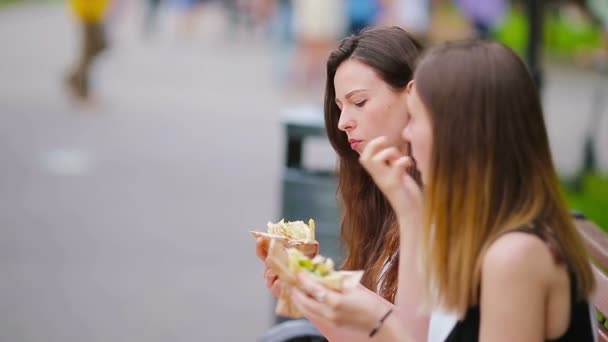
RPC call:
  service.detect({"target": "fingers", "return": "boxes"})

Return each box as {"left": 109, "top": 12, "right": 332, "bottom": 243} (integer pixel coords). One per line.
{"left": 394, "top": 156, "right": 422, "bottom": 191}
{"left": 270, "top": 278, "right": 282, "bottom": 297}
{"left": 359, "top": 136, "right": 389, "bottom": 162}
{"left": 265, "top": 268, "right": 278, "bottom": 289}
{"left": 255, "top": 238, "right": 267, "bottom": 261}
{"left": 290, "top": 287, "right": 327, "bottom": 321}
{"left": 360, "top": 137, "right": 404, "bottom": 175}
{"left": 297, "top": 272, "right": 325, "bottom": 296}
{"left": 371, "top": 146, "right": 401, "bottom": 167}
{"left": 291, "top": 273, "right": 344, "bottom": 326}
{"left": 291, "top": 286, "right": 331, "bottom": 321}
{"left": 361, "top": 146, "right": 408, "bottom": 191}
{"left": 296, "top": 273, "right": 338, "bottom": 308}
{"left": 257, "top": 238, "right": 282, "bottom": 298}
{"left": 392, "top": 155, "right": 414, "bottom": 181}
{"left": 393, "top": 155, "right": 414, "bottom": 171}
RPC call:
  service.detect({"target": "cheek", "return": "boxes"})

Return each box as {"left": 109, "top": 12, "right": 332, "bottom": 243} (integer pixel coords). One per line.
{"left": 364, "top": 104, "right": 393, "bottom": 135}
{"left": 408, "top": 127, "right": 428, "bottom": 161}
{"left": 418, "top": 129, "right": 433, "bottom": 175}
{"left": 380, "top": 101, "right": 409, "bottom": 141}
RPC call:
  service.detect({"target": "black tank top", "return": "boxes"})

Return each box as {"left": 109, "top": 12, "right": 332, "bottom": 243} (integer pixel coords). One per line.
{"left": 444, "top": 227, "right": 595, "bottom": 342}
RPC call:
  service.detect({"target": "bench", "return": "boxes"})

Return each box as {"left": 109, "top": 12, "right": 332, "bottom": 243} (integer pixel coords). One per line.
{"left": 573, "top": 212, "right": 608, "bottom": 341}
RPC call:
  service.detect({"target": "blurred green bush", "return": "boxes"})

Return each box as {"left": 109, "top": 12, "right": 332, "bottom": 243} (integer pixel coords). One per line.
{"left": 562, "top": 173, "right": 608, "bottom": 231}
{"left": 494, "top": 4, "right": 602, "bottom": 59}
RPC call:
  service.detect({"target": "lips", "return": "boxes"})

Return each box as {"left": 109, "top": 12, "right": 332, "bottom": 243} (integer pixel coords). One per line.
{"left": 348, "top": 139, "right": 363, "bottom": 150}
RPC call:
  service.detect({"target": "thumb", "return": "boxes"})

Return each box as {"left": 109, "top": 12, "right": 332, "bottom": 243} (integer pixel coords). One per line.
{"left": 393, "top": 156, "right": 423, "bottom": 193}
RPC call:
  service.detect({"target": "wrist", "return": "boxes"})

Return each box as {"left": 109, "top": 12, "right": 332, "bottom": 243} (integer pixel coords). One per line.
{"left": 369, "top": 308, "right": 394, "bottom": 338}
{"left": 397, "top": 215, "right": 421, "bottom": 235}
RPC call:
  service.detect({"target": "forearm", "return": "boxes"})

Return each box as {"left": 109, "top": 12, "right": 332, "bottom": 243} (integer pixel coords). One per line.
{"left": 372, "top": 309, "right": 418, "bottom": 342}
{"left": 395, "top": 216, "right": 430, "bottom": 341}
{"left": 307, "top": 286, "right": 397, "bottom": 342}
{"left": 311, "top": 307, "right": 415, "bottom": 342}
{"left": 307, "top": 316, "right": 372, "bottom": 342}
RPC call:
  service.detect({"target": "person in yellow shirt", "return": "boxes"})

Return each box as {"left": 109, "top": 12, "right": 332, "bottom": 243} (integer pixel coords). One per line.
{"left": 65, "top": 0, "right": 109, "bottom": 103}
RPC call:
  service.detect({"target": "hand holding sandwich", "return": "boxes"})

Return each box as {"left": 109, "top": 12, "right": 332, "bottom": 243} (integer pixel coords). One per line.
{"left": 252, "top": 219, "right": 319, "bottom": 299}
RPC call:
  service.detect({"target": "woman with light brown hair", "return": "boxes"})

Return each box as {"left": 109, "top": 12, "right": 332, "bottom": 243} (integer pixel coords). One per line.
{"left": 290, "top": 40, "right": 597, "bottom": 341}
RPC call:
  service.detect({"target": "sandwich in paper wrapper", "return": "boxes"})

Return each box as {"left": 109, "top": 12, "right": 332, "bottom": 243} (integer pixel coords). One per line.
{"left": 265, "top": 238, "right": 364, "bottom": 318}
{"left": 250, "top": 219, "right": 319, "bottom": 258}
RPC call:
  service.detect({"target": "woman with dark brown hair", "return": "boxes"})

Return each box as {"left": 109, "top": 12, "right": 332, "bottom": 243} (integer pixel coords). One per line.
{"left": 256, "top": 26, "right": 428, "bottom": 341}
{"left": 290, "top": 40, "right": 597, "bottom": 341}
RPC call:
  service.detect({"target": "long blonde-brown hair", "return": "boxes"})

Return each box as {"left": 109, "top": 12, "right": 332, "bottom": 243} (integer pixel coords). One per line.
{"left": 324, "top": 27, "right": 423, "bottom": 302}
{"left": 414, "top": 40, "right": 594, "bottom": 315}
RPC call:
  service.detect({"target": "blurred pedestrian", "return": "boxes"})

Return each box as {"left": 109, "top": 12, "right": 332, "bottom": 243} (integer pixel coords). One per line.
{"left": 291, "top": 0, "right": 345, "bottom": 89}
{"left": 65, "top": 0, "right": 109, "bottom": 104}
{"left": 454, "top": 0, "right": 506, "bottom": 39}
{"left": 378, "top": 0, "right": 431, "bottom": 43}
{"left": 176, "top": 0, "right": 211, "bottom": 38}
{"left": 143, "top": 0, "right": 162, "bottom": 36}
{"left": 346, "top": 0, "right": 380, "bottom": 35}
{"left": 587, "top": 0, "right": 608, "bottom": 46}
{"left": 269, "top": 0, "right": 295, "bottom": 84}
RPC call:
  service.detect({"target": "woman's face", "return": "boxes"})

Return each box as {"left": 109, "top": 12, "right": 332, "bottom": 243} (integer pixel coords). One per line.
{"left": 334, "top": 59, "right": 409, "bottom": 154}
{"left": 403, "top": 83, "right": 433, "bottom": 184}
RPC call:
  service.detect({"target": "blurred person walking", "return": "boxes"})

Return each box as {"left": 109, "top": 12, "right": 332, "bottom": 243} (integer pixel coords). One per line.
{"left": 454, "top": 0, "right": 506, "bottom": 39}
{"left": 269, "top": 0, "right": 295, "bottom": 84}
{"left": 587, "top": 0, "right": 608, "bottom": 44}
{"left": 291, "top": 0, "right": 345, "bottom": 89}
{"left": 65, "top": 0, "right": 109, "bottom": 104}
{"left": 346, "top": 0, "right": 380, "bottom": 35}
{"left": 220, "top": 0, "right": 243, "bottom": 39}
{"left": 248, "top": 0, "right": 277, "bottom": 37}
{"left": 144, "top": 0, "right": 162, "bottom": 36}
{"left": 175, "top": 0, "right": 213, "bottom": 38}
{"left": 378, "top": 0, "right": 431, "bottom": 43}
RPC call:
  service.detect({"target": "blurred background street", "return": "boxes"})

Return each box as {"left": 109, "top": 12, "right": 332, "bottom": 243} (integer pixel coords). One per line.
{"left": 0, "top": 0, "right": 606, "bottom": 341}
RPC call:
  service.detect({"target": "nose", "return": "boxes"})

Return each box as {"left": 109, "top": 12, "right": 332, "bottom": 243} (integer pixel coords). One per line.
{"left": 337, "top": 109, "right": 356, "bottom": 132}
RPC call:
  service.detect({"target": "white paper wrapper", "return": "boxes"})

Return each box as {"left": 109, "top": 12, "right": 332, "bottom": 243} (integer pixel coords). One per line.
{"left": 265, "top": 239, "right": 364, "bottom": 318}
{"left": 250, "top": 230, "right": 319, "bottom": 258}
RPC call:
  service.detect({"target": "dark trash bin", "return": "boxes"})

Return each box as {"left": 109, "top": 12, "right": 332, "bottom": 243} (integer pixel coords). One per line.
{"left": 267, "top": 105, "right": 342, "bottom": 332}
{"left": 280, "top": 105, "right": 342, "bottom": 268}
{"left": 258, "top": 319, "right": 328, "bottom": 342}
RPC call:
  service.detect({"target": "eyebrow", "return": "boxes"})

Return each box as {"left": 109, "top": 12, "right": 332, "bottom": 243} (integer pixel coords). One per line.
{"left": 345, "top": 89, "right": 366, "bottom": 99}
{"left": 336, "top": 89, "right": 366, "bottom": 105}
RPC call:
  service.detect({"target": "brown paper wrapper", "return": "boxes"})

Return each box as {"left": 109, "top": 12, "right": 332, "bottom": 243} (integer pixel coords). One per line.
{"left": 265, "top": 239, "right": 364, "bottom": 318}
{"left": 250, "top": 230, "right": 319, "bottom": 258}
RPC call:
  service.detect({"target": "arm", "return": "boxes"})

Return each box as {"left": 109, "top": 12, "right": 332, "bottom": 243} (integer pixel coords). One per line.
{"left": 395, "top": 214, "right": 430, "bottom": 342}
{"left": 307, "top": 316, "right": 373, "bottom": 342}
{"left": 291, "top": 275, "right": 417, "bottom": 342}
{"left": 478, "top": 233, "right": 551, "bottom": 342}
{"left": 358, "top": 136, "right": 431, "bottom": 341}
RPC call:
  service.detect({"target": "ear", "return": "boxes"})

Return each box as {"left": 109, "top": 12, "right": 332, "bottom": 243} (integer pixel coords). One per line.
{"left": 406, "top": 80, "right": 415, "bottom": 93}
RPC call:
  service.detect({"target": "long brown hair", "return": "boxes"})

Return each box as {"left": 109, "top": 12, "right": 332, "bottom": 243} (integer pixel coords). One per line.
{"left": 414, "top": 40, "right": 594, "bottom": 315}
{"left": 324, "top": 26, "right": 423, "bottom": 302}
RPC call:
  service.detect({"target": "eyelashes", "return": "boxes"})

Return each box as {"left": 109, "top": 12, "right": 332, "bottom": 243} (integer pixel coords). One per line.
{"left": 355, "top": 100, "right": 367, "bottom": 108}
{"left": 335, "top": 99, "right": 368, "bottom": 111}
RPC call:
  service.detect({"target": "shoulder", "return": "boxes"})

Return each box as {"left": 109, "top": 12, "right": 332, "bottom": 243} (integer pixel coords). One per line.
{"left": 482, "top": 231, "right": 556, "bottom": 287}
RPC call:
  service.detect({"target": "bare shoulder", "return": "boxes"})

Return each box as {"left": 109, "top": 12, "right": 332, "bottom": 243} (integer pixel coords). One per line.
{"left": 482, "top": 231, "right": 557, "bottom": 285}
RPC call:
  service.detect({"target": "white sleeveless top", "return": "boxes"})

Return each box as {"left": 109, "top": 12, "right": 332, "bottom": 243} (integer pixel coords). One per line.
{"left": 377, "top": 254, "right": 458, "bottom": 342}
{"left": 428, "top": 309, "right": 458, "bottom": 342}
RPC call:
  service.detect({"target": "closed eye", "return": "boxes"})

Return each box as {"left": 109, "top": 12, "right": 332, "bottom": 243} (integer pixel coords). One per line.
{"left": 355, "top": 100, "right": 367, "bottom": 108}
